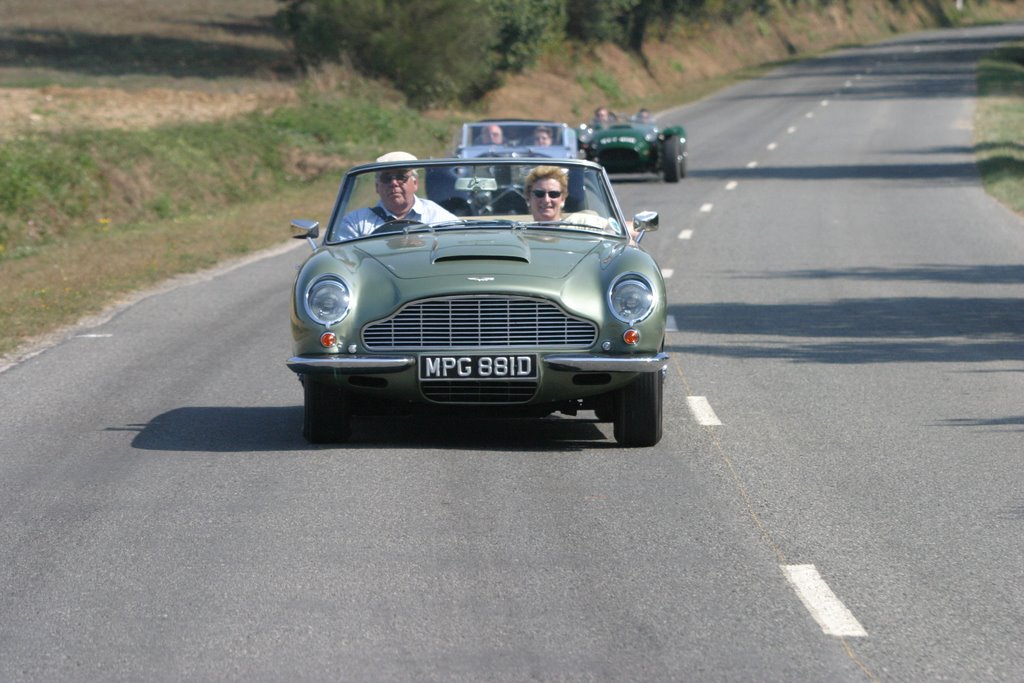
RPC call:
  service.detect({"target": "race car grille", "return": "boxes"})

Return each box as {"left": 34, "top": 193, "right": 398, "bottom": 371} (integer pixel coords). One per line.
{"left": 598, "top": 148, "right": 642, "bottom": 168}
{"left": 363, "top": 296, "right": 597, "bottom": 350}
{"left": 421, "top": 380, "right": 538, "bottom": 404}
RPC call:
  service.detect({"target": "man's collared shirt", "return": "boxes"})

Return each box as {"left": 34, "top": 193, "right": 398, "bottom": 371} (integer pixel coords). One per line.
{"left": 337, "top": 196, "right": 457, "bottom": 239}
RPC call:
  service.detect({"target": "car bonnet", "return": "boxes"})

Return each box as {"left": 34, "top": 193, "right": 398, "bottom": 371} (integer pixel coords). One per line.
{"left": 349, "top": 228, "right": 608, "bottom": 280}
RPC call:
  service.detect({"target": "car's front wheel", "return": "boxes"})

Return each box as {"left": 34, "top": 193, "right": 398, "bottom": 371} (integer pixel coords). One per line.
{"left": 302, "top": 376, "right": 351, "bottom": 443}
{"left": 612, "top": 370, "right": 664, "bottom": 447}
{"left": 661, "top": 136, "right": 684, "bottom": 183}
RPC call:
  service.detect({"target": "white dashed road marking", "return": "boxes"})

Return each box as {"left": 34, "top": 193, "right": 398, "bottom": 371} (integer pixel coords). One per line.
{"left": 76, "top": 334, "right": 113, "bottom": 338}
{"left": 665, "top": 315, "right": 678, "bottom": 332}
{"left": 677, "top": 229, "right": 693, "bottom": 240}
{"left": 661, "top": 268, "right": 674, "bottom": 278}
{"left": 746, "top": 161, "right": 758, "bottom": 168}
{"left": 766, "top": 142, "right": 777, "bottom": 151}
{"left": 700, "top": 203, "right": 713, "bottom": 213}
{"left": 686, "top": 396, "right": 722, "bottom": 426}
{"left": 781, "top": 564, "right": 868, "bottom": 638}
{"left": 725, "top": 181, "right": 738, "bottom": 190}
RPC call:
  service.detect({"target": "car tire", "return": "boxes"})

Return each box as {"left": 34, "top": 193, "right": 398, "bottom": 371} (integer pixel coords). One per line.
{"left": 302, "top": 376, "right": 351, "bottom": 443}
{"left": 612, "top": 370, "right": 664, "bottom": 447}
{"left": 661, "top": 137, "right": 683, "bottom": 183}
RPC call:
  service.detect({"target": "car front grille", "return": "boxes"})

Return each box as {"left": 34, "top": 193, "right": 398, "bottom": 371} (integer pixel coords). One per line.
{"left": 598, "top": 148, "right": 643, "bottom": 170}
{"left": 362, "top": 296, "right": 597, "bottom": 350}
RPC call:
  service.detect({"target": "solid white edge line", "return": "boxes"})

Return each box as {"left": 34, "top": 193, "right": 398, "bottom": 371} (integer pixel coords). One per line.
{"left": 686, "top": 396, "right": 721, "bottom": 426}
{"left": 781, "top": 564, "right": 868, "bottom": 638}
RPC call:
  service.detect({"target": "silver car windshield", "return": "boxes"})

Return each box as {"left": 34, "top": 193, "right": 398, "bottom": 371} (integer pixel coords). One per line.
{"left": 326, "top": 161, "right": 626, "bottom": 243}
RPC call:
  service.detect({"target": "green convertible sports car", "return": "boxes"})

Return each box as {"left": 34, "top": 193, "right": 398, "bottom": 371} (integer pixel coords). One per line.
{"left": 287, "top": 156, "right": 669, "bottom": 446}
{"left": 579, "top": 109, "right": 687, "bottom": 182}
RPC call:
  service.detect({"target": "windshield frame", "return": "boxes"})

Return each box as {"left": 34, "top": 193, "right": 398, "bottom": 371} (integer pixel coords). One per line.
{"left": 323, "top": 158, "right": 629, "bottom": 245}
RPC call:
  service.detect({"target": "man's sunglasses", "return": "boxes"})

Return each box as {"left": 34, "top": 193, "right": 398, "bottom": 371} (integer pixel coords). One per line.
{"left": 378, "top": 172, "right": 413, "bottom": 184}
{"left": 531, "top": 189, "right": 562, "bottom": 199}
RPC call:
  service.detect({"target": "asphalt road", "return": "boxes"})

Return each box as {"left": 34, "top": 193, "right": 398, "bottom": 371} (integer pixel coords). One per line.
{"left": 2, "top": 21, "right": 1023, "bottom": 682}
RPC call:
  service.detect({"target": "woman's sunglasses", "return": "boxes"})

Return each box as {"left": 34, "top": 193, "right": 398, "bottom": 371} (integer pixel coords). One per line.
{"left": 531, "top": 189, "right": 562, "bottom": 199}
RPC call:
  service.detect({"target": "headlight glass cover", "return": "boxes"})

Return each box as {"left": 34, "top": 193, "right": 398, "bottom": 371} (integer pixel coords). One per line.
{"left": 305, "top": 277, "right": 351, "bottom": 326}
{"left": 609, "top": 275, "right": 655, "bottom": 323}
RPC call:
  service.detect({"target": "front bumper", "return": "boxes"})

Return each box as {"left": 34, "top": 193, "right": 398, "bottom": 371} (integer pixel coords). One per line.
{"left": 286, "top": 352, "right": 668, "bottom": 375}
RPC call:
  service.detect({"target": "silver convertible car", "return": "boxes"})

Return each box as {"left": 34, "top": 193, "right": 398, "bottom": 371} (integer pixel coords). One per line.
{"left": 287, "top": 157, "right": 668, "bottom": 446}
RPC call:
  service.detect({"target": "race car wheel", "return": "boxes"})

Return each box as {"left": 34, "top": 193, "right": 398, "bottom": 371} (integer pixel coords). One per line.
{"left": 661, "top": 136, "right": 683, "bottom": 183}
{"left": 302, "top": 376, "right": 351, "bottom": 443}
{"left": 612, "top": 370, "right": 664, "bottom": 447}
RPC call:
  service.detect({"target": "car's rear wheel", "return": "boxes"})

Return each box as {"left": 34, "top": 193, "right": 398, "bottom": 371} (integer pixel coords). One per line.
{"left": 661, "top": 137, "right": 683, "bottom": 183}
{"left": 302, "top": 376, "right": 351, "bottom": 443}
{"left": 612, "top": 371, "right": 664, "bottom": 447}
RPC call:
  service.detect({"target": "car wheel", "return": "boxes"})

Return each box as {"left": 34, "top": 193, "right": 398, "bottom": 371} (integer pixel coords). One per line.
{"left": 302, "top": 376, "right": 351, "bottom": 443}
{"left": 612, "top": 370, "right": 664, "bottom": 447}
{"left": 661, "top": 137, "right": 683, "bottom": 183}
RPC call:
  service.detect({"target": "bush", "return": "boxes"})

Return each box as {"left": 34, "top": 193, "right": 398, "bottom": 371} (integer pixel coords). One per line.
{"left": 276, "top": 0, "right": 503, "bottom": 107}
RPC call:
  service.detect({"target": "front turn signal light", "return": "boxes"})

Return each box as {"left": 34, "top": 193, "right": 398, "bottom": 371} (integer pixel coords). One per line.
{"left": 623, "top": 329, "right": 640, "bottom": 345}
{"left": 320, "top": 332, "right": 337, "bottom": 348}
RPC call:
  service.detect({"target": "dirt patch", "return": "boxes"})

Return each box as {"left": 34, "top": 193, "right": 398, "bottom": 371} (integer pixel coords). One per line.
{"left": 0, "top": 84, "right": 297, "bottom": 137}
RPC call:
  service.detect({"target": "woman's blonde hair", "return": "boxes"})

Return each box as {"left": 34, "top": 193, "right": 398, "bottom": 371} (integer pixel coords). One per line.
{"left": 524, "top": 166, "right": 568, "bottom": 196}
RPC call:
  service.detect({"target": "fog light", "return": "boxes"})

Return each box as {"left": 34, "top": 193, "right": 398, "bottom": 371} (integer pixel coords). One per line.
{"left": 623, "top": 329, "right": 640, "bottom": 345}
{"left": 320, "top": 332, "right": 337, "bottom": 348}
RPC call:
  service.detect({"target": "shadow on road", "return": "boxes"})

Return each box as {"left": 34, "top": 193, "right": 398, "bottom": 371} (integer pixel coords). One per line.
{"left": 126, "top": 407, "right": 612, "bottom": 453}
{"left": 667, "top": 292, "right": 1024, "bottom": 365}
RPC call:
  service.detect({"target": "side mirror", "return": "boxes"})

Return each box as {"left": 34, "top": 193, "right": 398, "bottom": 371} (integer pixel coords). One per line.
{"left": 632, "top": 211, "right": 658, "bottom": 232}
{"left": 291, "top": 219, "right": 320, "bottom": 251}
{"left": 631, "top": 211, "right": 658, "bottom": 244}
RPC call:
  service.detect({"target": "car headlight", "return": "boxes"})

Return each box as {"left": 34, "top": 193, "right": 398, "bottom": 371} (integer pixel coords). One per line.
{"left": 305, "top": 276, "right": 351, "bottom": 326}
{"left": 608, "top": 274, "right": 655, "bottom": 324}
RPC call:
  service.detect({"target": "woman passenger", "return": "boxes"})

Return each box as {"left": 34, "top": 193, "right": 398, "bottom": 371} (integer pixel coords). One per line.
{"left": 524, "top": 166, "right": 568, "bottom": 222}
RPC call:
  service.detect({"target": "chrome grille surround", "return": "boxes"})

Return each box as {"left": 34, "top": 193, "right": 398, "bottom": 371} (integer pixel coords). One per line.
{"left": 362, "top": 296, "right": 597, "bottom": 350}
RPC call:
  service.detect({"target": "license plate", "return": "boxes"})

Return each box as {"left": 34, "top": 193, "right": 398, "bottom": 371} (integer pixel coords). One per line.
{"left": 419, "top": 354, "right": 537, "bottom": 381}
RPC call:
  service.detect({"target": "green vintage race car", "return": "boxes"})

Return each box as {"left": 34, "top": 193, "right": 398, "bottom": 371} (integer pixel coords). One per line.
{"left": 579, "top": 109, "right": 687, "bottom": 182}
{"left": 287, "top": 157, "right": 669, "bottom": 447}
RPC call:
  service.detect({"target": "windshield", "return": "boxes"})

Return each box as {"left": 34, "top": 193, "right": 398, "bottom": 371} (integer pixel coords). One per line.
{"left": 326, "top": 161, "right": 626, "bottom": 243}
{"left": 464, "top": 122, "right": 568, "bottom": 148}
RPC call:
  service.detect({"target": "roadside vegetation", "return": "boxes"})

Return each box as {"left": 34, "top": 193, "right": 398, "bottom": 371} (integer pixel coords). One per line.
{"left": 975, "top": 42, "right": 1024, "bottom": 215}
{"left": 0, "top": 0, "right": 1022, "bottom": 360}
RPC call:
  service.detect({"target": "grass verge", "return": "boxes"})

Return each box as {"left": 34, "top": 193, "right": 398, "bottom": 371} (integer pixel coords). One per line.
{"left": 975, "top": 42, "right": 1024, "bottom": 216}
{"left": 0, "top": 89, "right": 459, "bottom": 359}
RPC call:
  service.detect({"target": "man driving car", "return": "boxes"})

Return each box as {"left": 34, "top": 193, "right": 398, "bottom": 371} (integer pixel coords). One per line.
{"left": 336, "top": 151, "right": 457, "bottom": 239}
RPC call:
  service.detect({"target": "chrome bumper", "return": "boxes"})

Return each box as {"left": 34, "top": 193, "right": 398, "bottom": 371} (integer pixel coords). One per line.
{"left": 288, "top": 352, "right": 668, "bottom": 376}
{"left": 542, "top": 352, "right": 668, "bottom": 373}
{"left": 287, "top": 355, "right": 415, "bottom": 375}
